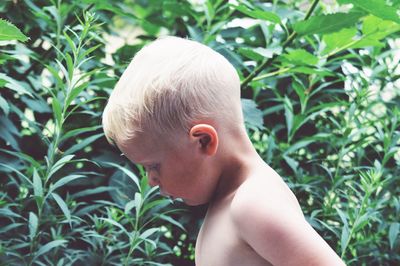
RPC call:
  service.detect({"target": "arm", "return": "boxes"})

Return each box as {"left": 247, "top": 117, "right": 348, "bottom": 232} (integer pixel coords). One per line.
{"left": 231, "top": 193, "right": 346, "bottom": 266}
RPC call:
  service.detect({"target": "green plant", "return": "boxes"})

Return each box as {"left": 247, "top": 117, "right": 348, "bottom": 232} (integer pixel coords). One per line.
{"left": 1, "top": 0, "right": 399, "bottom": 265}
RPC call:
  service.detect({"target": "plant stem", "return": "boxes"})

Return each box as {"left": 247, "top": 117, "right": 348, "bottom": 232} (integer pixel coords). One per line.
{"left": 241, "top": 0, "right": 320, "bottom": 90}
{"left": 340, "top": 188, "right": 370, "bottom": 258}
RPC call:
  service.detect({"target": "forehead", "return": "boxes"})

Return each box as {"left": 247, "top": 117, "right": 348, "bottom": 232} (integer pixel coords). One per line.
{"left": 119, "top": 134, "right": 164, "bottom": 164}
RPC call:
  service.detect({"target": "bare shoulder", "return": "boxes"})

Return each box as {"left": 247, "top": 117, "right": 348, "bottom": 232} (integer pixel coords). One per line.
{"left": 230, "top": 164, "right": 303, "bottom": 219}
{"left": 229, "top": 164, "right": 346, "bottom": 266}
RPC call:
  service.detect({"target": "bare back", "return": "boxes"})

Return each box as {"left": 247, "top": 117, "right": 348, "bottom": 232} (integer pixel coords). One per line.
{"left": 195, "top": 164, "right": 303, "bottom": 266}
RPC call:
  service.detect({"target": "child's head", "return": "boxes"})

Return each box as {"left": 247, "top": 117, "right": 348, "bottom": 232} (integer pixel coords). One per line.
{"left": 102, "top": 36, "right": 243, "bottom": 147}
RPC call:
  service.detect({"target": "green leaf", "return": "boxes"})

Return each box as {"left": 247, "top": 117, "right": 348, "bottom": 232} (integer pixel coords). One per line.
{"left": 0, "top": 163, "right": 33, "bottom": 186}
{"left": 47, "top": 155, "right": 75, "bottom": 181}
{"left": 33, "top": 240, "right": 67, "bottom": 260}
{"left": 283, "top": 49, "right": 319, "bottom": 66}
{"left": 253, "top": 47, "right": 282, "bottom": 59}
{"left": 65, "top": 53, "right": 74, "bottom": 82}
{"left": 238, "top": 48, "right": 264, "bottom": 61}
{"left": 60, "top": 125, "right": 102, "bottom": 143}
{"left": 389, "top": 222, "right": 399, "bottom": 250}
{"left": 99, "top": 217, "right": 129, "bottom": 237}
{"left": 0, "top": 73, "right": 33, "bottom": 97}
{"left": 134, "top": 192, "right": 143, "bottom": 219}
{"left": 140, "top": 228, "right": 160, "bottom": 240}
{"left": 349, "top": 15, "right": 400, "bottom": 49}
{"left": 340, "top": 0, "right": 400, "bottom": 24}
{"left": 159, "top": 214, "right": 186, "bottom": 231}
{"left": 0, "top": 94, "right": 9, "bottom": 115}
{"left": 51, "top": 97, "right": 63, "bottom": 127}
{"left": 0, "top": 18, "right": 29, "bottom": 42}
{"left": 282, "top": 155, "right": 299, "bottom": 173}
{"left": 340, "top": 224, "right": 350, "bottom": 255}
{"left": 63, "top": 133, "right": 103, "bottom": 155}
{"left": 32, "top": 168, "right": 43, "bottom": 198}
{"left": 52, "top": 192, "right": 72, "bottom": 227}
{"left": 293, "top": 12, "right": 365, "bottom": 36}
{"left": 232, "top": 4, "right": 281, "bottom": 24}
{"left": 322, "top": 27, "right": 358, "bottom": 55}
{"left": 284, "top": 96, "right": 293, "bottom": 137}
{"left": 0, "top": 208, "right": 21, "bottom": 219}
{"left": 103, "top": 162, "right": 140, "bottom": 191}
{"left": 65, "top": 81, "right": 89, "bottom": 108}
{"left": 124, "top": 199, "right": 137, "bottom": 214}
{"left": 242, "top": 99, "right": 265, "bottom": 130}
{"left": 48, "top": 174, "right": 86, "bottom": 195}
{"left": 29, "top": 212, "right": 38, "bottom": 241}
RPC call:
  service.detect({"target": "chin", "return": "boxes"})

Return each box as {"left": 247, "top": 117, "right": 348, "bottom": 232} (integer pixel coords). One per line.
{"left": 183, "top": 198, "right": 209, "bottom": 206}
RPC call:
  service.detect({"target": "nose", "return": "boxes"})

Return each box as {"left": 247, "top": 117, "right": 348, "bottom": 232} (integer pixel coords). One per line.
{"left": 148, "top": 176, "right": 160, "bottom": 187}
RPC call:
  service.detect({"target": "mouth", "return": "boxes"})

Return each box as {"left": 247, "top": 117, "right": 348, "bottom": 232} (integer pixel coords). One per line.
{"left": 160, "top": 189, "right": 184, "bottom": 202}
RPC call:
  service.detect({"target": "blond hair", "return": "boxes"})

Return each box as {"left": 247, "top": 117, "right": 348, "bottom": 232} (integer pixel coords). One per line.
{"left": 102, "top": 36, "right": 243, "bottom": 146}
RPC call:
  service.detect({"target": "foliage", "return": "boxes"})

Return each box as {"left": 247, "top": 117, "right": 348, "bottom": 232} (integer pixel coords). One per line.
{"left": 0, "top": 0, "right": 399, "bottom": 265}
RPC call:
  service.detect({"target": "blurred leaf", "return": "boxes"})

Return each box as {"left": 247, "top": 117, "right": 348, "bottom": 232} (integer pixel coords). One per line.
{"left": 159, "top": 214, "right": 186, "bottom": 232}
{"left": 140, "top": 228, "right": 160, "bottom": 240}
{"left": 242, "top": 99, "right": 265, "bottom": 130}
{"left": 253, "top": 47, "right": 282, "bottom": 59}
{"left": 283, "top": 49, "right": 319, "bottom": 66}
{"left": 104, "top": 162, "right": 140, "bottom": 191}
{"left": 0, "top": 18, "right": 29, "bottom": 42}
{"left": 389, "top": 222, "right": 399, "bottom": 250}
{"left": 282, "top": 155, "right": 299, "bottom": 173}
{"left": 33, "top": 240, "right": 68, "bottom": 260}
{"left": 341, "top": 224, "right": 350, "bottom": 256}
{"left": 60, "top": 125, "right": 102, "bottom": 143}
{"left": 284, "top": 96, "right": 293, "bottom": 138}
{"left": 339, "top": 0, "right": 400, "bottom": 24}
{"left": 0, "top": 94, "right": 9, "bottom": 115}
{"left": 51, "top": 97, "right": 63, "bottom": 127}
{"left": 0, "top": 73, "right": 33, "bottom": 97}
{"left": 0, "top": 208, "right": 21, "bottom": 219}
{"left": 29, "top": 212, "right": 38, "bottom": 241}
{"left": 32, "top": 168, "right": 43, "bottom": 198}
{"left": 232, "top": 3, "right": 281, "bottom": 24}
{"left": 293, "top": 12, "right": 365, "bottom": 36}
{"left": 349, "top": 15, "right": 400, "bottom": 49}
{"left": 124, "top": 199, "right": 137, "bottom": 215}
{"left": 99, "top": 217, "right": 129, "bottom": 237}
{"left": 322, "top": 27, "right": 358, "bottom": 55}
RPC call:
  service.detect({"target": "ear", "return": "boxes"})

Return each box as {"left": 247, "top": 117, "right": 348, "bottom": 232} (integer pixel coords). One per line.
{"left": 189, "top": 124, "right": 218, "bottom": 156}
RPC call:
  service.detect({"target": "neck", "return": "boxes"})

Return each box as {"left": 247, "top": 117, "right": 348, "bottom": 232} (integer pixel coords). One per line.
{"left": 211, "top": 126, "right": 264, "bottom": 203}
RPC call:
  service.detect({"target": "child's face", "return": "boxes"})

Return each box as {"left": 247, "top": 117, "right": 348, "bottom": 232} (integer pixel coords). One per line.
{"left": 119, "top": 131, "right": 219, "bottom": 206}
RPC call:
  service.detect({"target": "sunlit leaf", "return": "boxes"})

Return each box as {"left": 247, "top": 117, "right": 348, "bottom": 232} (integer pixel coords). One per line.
{"left": 293, "top": 12, "right": 365, "bottom": 36}
{"left": 0, "top": 18, "right": 29, "bottom": 42}
{"left": 339, "top": 0, "right": 400, "bottom": 24}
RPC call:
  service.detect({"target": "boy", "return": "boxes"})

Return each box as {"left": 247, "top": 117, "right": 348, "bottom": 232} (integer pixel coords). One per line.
{"left": 102, "top": 36, "right": 346, "bottom": 266}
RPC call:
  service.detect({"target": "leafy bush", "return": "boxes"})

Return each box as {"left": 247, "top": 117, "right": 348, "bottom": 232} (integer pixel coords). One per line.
{"left": 1, "top": 0, "right": 399, "bottom": 265}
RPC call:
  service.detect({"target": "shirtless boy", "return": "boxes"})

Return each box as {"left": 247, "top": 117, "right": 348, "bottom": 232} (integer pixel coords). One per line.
{"left": 102, "top": 36, "right": 346, "bottom": 266}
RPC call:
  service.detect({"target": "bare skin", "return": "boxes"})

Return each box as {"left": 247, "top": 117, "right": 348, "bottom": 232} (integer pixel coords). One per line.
{"left": 118, "top": 121, "right": 346, "bottom": 266}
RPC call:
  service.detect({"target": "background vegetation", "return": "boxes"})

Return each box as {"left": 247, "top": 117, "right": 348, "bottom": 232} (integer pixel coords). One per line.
{"left": 0, "top": 0, "right": 399, "bottom": 265}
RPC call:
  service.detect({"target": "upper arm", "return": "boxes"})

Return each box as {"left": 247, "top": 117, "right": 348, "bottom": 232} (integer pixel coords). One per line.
{"left": 231, "top": 192, "right": 346, "bottom": 266}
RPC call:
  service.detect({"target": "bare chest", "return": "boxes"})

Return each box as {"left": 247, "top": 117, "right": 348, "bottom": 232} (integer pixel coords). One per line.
{"left": 195, "top": 203, "right": 273, "bottom": 266}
